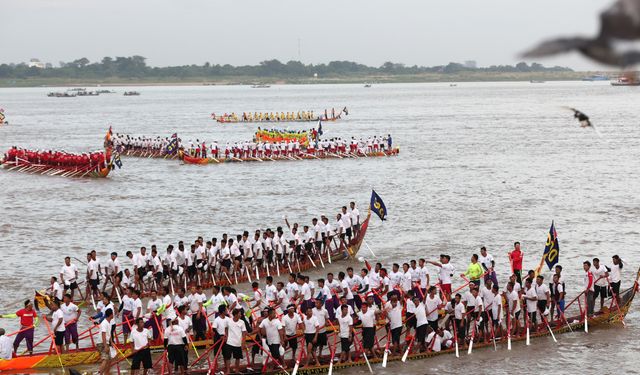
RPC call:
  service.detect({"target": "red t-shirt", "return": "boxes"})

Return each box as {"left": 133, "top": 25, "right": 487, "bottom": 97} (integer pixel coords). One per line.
{"left": 510, "top": 250, "right": 523, "bottom": 270}
{"left": 17, "top": 308, "right": 36, "bottom": 327}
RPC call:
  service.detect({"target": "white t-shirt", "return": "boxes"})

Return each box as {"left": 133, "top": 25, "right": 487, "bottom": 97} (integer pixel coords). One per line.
{"left": 425, "top": 295, "right": 442, "bottom": 321}
{"left": 213, "top": 316, "right": 228, "bottom": 336}
{"left": 454, "top": 302, "right": 465, "bottom": 320}
{"left": 52, "top": 282, "right": 64, "bottom": 301}
{"left": 131, "top": 328, "right": 152, "bottom": 350}
{"left": 282, "top": 314, "right": 302, "bottom": 336}
{"left": 60, "top": 264, "right": 78, "bottom": 283}
{"left": 609, "top": 263, "right": 622, "bottom": 283}
{"left": 478, "top": 253, "right": 494, "bottom": 272}
{"left": 384, "top": 301, "right": 403, "bottom": 330}
{"left": 358, "top": 309, "right": 376, "bottom": 328}
{"left": 88, "top": 259, "right": 100, "bottom": 280}
{"left": 300, "top": 283, "right": 312, "bottom": 300}
{"left": 303, "top": 315, "right": 320, "bottom": 334}
{"left": 312, "top": 307, "right": 329, "bottom": 333}
{"left": 147, "top": 298, "right": 162, "bottom": 313}
{"left": 525, "top": 287, "right": 538, "bottom": 313}
{"left": 52, "top": 309, "right": 65, "bottom": 332}
{"left": 337, "top": 314, "right": 353, "bottom": 338}
{"left": 60, "top": 302, "right": 79, "bottom": 323}
{"left": 173, "top": 313, "right": 189, "bottom": 331}
{"left": 438, "top": 263, "right": 455, "bottom": 285}
{"left": 507, "top": 290, "right": 521, "bottom": 313}
{"left": 165, "top": 325, "right": 187, "bottom": 346}
{"left": 413, "top": 302, "right": 428, "bottom": 327}
{"left": 226, "top": 319, "right": 246, "bottom": 347}
{"left": 259, "top": 318, "right": 283, "bottom": 345}
{"left": 591, "top": 265, "right": 608, "bottom": 287}
{"left": 0, "top": 335, "right": 12, "bottom": 360}
{"left": 534, "top": 283, "right": 550, "bottom": 300}
{"left": 100, "top": 319, "right": 113, "bottom": 345}
{"left": 426, "top": 330, "right": 453, "bottom": 352}
{"left": 340, "top": 279, "right": 353, "bottom": 299}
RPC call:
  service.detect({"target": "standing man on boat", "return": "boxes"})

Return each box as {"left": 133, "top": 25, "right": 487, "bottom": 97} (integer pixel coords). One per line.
{"left": 508, "top": 242, "right": 524, "bottom": 285}
{"left": 60, "top": 257, "right": 80, "bottom": 300}
{"left": 130, "top": 318, "right": 153, "bottom": 375}
{"left": 259, "top": 307, "right": 286, "bottom": 371}
{"left": 591, "top": 258, "right": 609, "bottom": 312}
{"left": 479, "top": 247, "right": 498, "bottom": 288}
{"left": 428, "top": 254, "right": 455, "bottom": 299}
{"left": 461, "top": 254, "right": 483, "bottom": 287}
{"left": 60, "top": 293, "right": 81, "bottom": 351}
{"left": 11, "top": 300, "right": 36, "bottom": 355}
{"left": 583, "top": 261, "right": 596, "bottom": 317}
{"left": 609, "top": 255, "right": 624, "bottom": 304}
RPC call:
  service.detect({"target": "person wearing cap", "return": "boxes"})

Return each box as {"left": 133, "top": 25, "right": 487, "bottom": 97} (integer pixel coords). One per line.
{"left": 12, "top": 300, "right": 36, "bottom": 355}
{"left": 281, "top": 304, "right": 302, "bottom": 362}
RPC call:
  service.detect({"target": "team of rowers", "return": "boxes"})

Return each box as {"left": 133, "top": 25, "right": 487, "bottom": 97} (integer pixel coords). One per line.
{"left": 114, "top": 132, "right": 395, "bottom": 160}
{"left": 1, "top": 146, "right": 109, "bottom": 170}
{"left": 184, "top": 135, "right": 394, "bottom": 160}
{"left": 2, "top": 233, "right": 627, "bottom": 375}
{"left": 213, "top": 107, "right": 348, "bottom": 123}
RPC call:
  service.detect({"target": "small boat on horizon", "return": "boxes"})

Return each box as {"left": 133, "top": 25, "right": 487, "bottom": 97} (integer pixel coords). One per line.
{"left": 123, "top": 91, "right": 141, "bottom": 96}
{"left": 611, "top": 76, "right": 640, "bottom": 86}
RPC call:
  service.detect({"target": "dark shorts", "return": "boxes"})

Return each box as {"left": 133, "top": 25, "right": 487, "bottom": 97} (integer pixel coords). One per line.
{"left": 168, "top": 345, "right": 186, "bottom": 366}
{"left": 391, "top": 327, "right": 402, "bottom": 344}
{"left": 611, "top": 281, "right": 621, "bottom": 296}
{"left": 64, "top": 322, "right": 79, "bottom": 344}
{"left": 305, "top": 333, "right": 316, "bottom": 345}
{"left": 341, "top": 337, "right": 351, "bottom": 352}
{"left": 405, "top": 313, "right": 416, "bottom": 329}
{"left": 137, "top": 268, "right": 147, "bottom": 280}
{"left": 416, "top": 324, "right": 428, "bottom": 344}
{"left": 222, "top": 344, "right": 243, "bottom": 360}
{"left": 362, "top": 327, "right": 375, "bottom": 349}
{"left": 222, "top": 259, "right": 232, "bottom": 270}
{"left": 132, "top": 348, "right": 152, "bottom": 369}
{"left": 594, "top": 285, "right": 608, "bottom": 299}
{"left": 317, "top": 332, "right": 327, "bottom": 347}
{"left": 345, "top": 227, "right": 352, "bottom": 238}
{"left": 64, "top": 281, "right": 78, "bottom": 291}
{"left": 89, "top": 279, "right": 99, "bottom": 290}
{"left": 269, "top": 344, "right": 281, "bottom": 360}
{"left": 428, "top": 320, "right": 438, "bottom": 332}
{"left": 54, "top": 331, "right": 65, "bottom": 346}
{"left": 287, "top": 335, "right": 298, "bottom": 350}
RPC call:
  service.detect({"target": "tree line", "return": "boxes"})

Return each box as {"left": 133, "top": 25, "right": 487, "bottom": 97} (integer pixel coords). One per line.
{"left": 0, "top": 56, "right": 572, "bottom": 79}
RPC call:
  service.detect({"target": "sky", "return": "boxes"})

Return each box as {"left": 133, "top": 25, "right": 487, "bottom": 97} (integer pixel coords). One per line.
{"left": 0, "top": 0, "right": 610, "bottom": 70}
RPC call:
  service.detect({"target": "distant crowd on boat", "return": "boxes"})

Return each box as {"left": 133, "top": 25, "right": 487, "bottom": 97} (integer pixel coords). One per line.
{"left": 2, "top": 147, "right": 109, "bottom": 170}
{"left": 213, "top": 107, "right": 348, "bottom": 123}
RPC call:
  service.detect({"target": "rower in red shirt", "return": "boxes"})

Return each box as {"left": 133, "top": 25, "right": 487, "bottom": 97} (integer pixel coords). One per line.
{"left": 12, "top": 300, "right": 37, "bottom": 355}
{"left": 508, "top": 241, "right": 524, "bottom": 285}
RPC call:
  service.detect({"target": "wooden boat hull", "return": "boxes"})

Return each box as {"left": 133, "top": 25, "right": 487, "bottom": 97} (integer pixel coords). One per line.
{"left": 183, "top": 149, "right": 400, "bottom": 165}
{"left": 0, "top": 349, "right": 101, "bottom": 371}
{"left": 0, "top": 160, "right": 111, "bottom": 178}
{"left": 120, "top": 149, "right": 183, "bottom": 160}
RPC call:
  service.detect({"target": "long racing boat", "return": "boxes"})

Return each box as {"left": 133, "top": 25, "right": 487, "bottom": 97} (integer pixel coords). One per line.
{"left": 182, "top": 149, "right": 399, "bottom": 165}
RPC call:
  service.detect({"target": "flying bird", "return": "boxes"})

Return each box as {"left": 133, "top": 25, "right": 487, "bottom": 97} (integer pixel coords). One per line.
{"left": 522, "top": 0, "right": 640, "bottom": 67}
{"left": 566, "top": 107, "right": 592, "bottom": 128}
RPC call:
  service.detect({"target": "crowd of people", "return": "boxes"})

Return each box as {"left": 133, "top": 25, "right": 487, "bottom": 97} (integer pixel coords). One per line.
{"left": 213, "top": 107, "right": 348, "bottom": 123}
{"left": 2, "top": 231, "right": 628, "bottom": 375}
{"left": 183, "top": 135, "right": 394, "bottom": 160}
{"left": 112, "top": 134, "right": 178, "bottom": 155}
{"left": 2, "top": 147, "right": 109, "bottom": 171}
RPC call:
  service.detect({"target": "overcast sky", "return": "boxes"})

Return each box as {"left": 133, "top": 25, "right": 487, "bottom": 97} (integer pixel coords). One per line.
{"left": 1, "top": 0, "right": 610, "bottom": 70}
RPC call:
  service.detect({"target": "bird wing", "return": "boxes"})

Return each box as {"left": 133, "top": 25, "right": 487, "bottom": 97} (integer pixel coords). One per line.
{"left": 521, "top": 37, "right": 591, "bottom": 58}
{"left": 599, "top": 0, "right": 640, "bottom": 40}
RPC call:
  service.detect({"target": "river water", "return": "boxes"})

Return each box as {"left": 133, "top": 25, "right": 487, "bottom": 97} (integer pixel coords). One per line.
{"left": 0, "top": 82, "right": 639, "bottom": 374}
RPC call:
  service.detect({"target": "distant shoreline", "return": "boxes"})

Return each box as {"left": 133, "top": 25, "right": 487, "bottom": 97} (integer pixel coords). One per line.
{"left": 0, "top": 71, "right": 624, "bottom": 88}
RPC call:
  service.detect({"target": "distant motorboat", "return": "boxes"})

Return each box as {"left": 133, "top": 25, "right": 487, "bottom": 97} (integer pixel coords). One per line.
{"left": 123, "top": 91, "right": 141, "bottom": 96}
{"left": 582, "top": 74, "right": 609, "bottom": 81}
{"left": 529, "top": 80, "right": 546, "bottom": 83}
{"left": 47, "top": 92, "right": 76, "bottom": 97}
{"left": 251, "top": 84, "right": 271, "bottom": 88}
{"left": 76, "top": 91, "right": 99, "bottom": 96}
{"left": 96, "top": 89, "right": 116, "bottom": 94}
{"left": 364, "top": 83, "right": 372, "bottom": 88}
{"left": 449, "top": 83, "right": 457, "bottom": 87}
{"left": 611, "top": 76, "right": 640, "bottom": 86}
